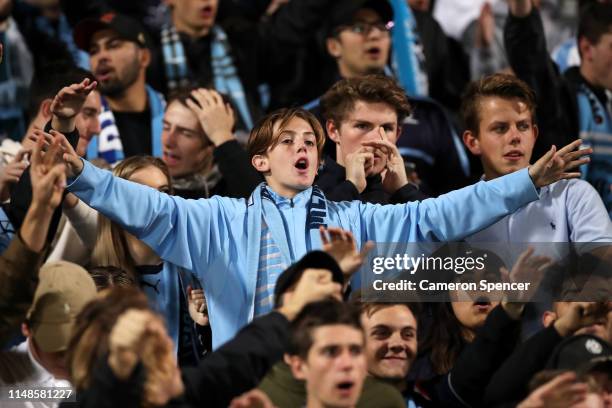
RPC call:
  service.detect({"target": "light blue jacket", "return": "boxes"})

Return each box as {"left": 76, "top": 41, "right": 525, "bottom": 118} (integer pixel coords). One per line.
{"left": 68, "top": 160, "right": 539, "bottom": 348}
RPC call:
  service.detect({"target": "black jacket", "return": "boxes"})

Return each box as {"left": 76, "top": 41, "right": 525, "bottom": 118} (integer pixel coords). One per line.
{"left": 412, "top": 305, "right": 522, "bottom": 407}
{"left": 315, "top": 155, "right": 427, "bottom": 204}
{"left": 64, "top": 311, "right": 290, "bottom": 408}
{"left": 414, "top": 10, "right": 470, "bottom": 114}
{"left": 484, "top": 324, "right": 564, "bottom": 407}
{"left": 504, "top": 9, "right": 609, "bottom": 161}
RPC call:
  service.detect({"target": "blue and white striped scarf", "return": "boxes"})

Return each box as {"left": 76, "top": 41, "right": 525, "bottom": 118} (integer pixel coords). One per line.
{"left": 160, "top": 24, "right": 254, "bottom": 130}
{"left": 252, "top": 185, "right": 328, "bottom": 316}
{"left": 87, "top": 85, "right": 165, "bottom": 165}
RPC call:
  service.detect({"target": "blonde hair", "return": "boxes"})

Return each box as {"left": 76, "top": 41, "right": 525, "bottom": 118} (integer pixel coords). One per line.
{"left": 90, "top": 156, "right": 172, "bottom": 278}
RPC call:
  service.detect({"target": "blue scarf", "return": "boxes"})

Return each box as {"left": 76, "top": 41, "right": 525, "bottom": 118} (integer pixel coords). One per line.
{"left": 577, "top": 84, "right": 612, "bottom": 216}
{"left": 160, "top": 24, "right": 254, "bottom": 130}
{"left": 244, "top": 184, "right": 328, "bottom": 319}
{"left": 388, "top": 0, "right": 428, "bottom": 96}
{"left": 87, "top": 85, "right": 165, "bottom": 164}
{"left": 0, "top": 206, "right": 15, "bottom": 254}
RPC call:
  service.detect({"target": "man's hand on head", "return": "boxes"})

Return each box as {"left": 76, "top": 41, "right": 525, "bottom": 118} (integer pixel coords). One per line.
{"left": 278, "top": 269, "right": 342, "bottom": 321}
{"left": 186, "top": 89, "right": 236, "bottom": 147}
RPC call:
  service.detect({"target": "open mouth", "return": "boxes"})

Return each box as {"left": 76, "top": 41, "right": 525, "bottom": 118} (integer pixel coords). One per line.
{"left": 95, "top": 66, "right": 114, "bottom": 81}
{"left": 163, "top": 152, "right": 181, "bottom": 165}
{"left": 474, "top": 297, "right": 492, "bottom": 310}
{"left": 336, "top": 381, "right": 355, "bottom": 393}
{"left": 294, "top": 157, "right": 309, "bottom": 170}
{"left": 200, "top": 5, "right": 214, "bottom": 18}
{"left": 365, "top": 46, "right": 381, "bottom": 58}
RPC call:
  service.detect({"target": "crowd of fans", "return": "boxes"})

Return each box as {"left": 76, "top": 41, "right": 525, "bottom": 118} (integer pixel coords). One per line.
{"left": 0, "top": 0, "right": 611, "bottom": 407}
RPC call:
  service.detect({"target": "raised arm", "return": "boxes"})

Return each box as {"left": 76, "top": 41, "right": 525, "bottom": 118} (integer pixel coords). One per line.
{"left": 504, "top": 0, "right": 574, "bottom": 156}
{"left": 56, "top": 131, "right": 235, "bottom": 273}
{"left": 360, "top": 140, "right": 589, "bottom": 242}
{"left": 0, "top": 139, "right": 66, "bottom": 344}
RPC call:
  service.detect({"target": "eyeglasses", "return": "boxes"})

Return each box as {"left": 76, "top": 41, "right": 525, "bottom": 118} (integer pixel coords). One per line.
{"left": 336, "top": 20, "right": 394, "bottom": 36}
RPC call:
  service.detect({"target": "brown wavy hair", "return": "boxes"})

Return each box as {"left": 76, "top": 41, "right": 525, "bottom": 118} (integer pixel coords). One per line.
{"left": 67, "top": 287, "right": 180, "bottom": 407}
{"left": 320, "top": 74, "right": 412, "bottom": 126}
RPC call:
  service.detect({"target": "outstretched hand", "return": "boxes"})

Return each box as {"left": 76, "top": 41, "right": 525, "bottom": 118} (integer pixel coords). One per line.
{"left": 50, "top": 78, "right": 97, "bottom": 120}
{"left": 30, "top": 136, "right": 66, "bottom": 212}
{"left": 28, "top": 129, "right": 84, "bottom": 178}
{"left": 320, "top": 226, "right": 374, "bottom": 281}
{"left": 500, "top": 247, "right": 552, "bottom": 303}
{"left": 528, "top": 140, "right": 591, "bottom": 188}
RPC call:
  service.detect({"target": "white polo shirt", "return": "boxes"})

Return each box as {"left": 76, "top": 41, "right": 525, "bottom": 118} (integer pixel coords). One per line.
{"left": 466, "top": 179, "right": 612, "bottom": 263}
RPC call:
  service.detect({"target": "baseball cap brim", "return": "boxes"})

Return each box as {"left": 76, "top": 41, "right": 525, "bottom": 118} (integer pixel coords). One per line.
{"left": 578, "top": 355, "right": 612, "bottom": 376}
{"left": 73, "top": 18, "right": 113, "bottom": 51}
{"left": 31, "top": 320, "right": 73, "bottom": 353}
{"left": 326, "top": 0, "right": 394, "bottom": 37}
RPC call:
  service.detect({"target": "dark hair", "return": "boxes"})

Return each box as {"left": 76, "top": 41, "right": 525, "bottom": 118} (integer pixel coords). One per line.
{"left": 247, "top": 107, "right": 325, "bottom": 162}
{"left": 87, "top": 265, "right": 137, "bottom": 291}
{"left": 288, "top": 300, "right": 363, "bottom": 358}
{"left": 418, "top": 303, "right": 467, "bottom": 375}
{"left": 460, "top": 73, "right": 537, "bottom": 138}
{"left": 320, "top": 75, "right": 411, "bottom": 125}
{"left": 351, "top": 290, "right": 421, "bottom": 321}
{"left": 417, "top": 245, "right": 507, "bottom": 374}
{"left": 28, "top": 63, "right": 97, "bottom": 120}
{"left": 167, "top": 86, "right": 230, "bottom": 107}
{"left": 577, "top": 2, "right": 612, "bottom": 57}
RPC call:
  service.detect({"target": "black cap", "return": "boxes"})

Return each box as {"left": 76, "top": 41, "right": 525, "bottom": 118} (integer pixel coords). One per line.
{"left": 274, "top": 251, "right": 344, "bottom": 308}
{"left": 73, "top": 12, "right": 150, "bottom": 51}
{"left": 326, "top": 0, "right": 394, "bottom": 37}
{"left": 546, "top": 334, "right": 612, "bottom": 375}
